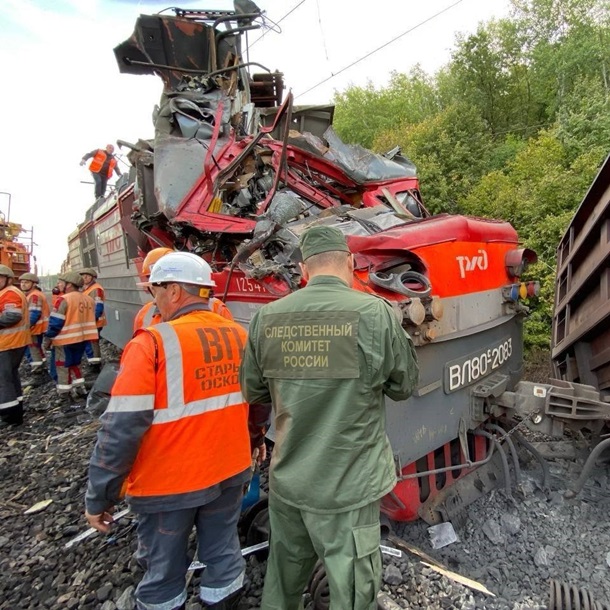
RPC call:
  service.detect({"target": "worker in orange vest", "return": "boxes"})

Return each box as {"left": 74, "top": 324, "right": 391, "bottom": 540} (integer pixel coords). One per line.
{"left": 19, "top": 272, "right": 50, "bottom": 373}
{"left": 85, "top": 252, "right": 263, "bottom": 610}
{"left": 80, "top": 268, "right": 106, "bottom": 371}
{"left": 80, "top": 144, "right": 122, "bottom": 199}
{"left": 132, "top": 247, "right": 173, "bottom": 333}
{"left": 48, "top": 279, "right": 66, "bottom": 383}
{"left": 51, "top": 285, "right": 63, "bottom": 308}
{"left": 43, "top": 271, "right": 98, "bottom": 404}
{"left": 0, "top": 265, "right": 31, "bottom": 427}
{"left": 133, "top": 247, "right": 233, "bottom": 333}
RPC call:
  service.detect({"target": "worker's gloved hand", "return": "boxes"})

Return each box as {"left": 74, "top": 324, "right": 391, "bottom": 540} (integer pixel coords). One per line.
{"left": 42, "top": 337, "right": 52, "bottom": 351}
{"left": 79, "top": 159, "right": 86, "bottom": 166}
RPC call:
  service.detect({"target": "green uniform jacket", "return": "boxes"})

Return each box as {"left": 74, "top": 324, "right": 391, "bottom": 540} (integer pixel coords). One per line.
{"left": 240, "top": 275, "right": 419, "bottom": 514}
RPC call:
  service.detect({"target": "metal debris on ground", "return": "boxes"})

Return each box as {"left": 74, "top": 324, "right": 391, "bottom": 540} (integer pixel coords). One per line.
{"left": 428, "top": 522, "right": 459, "bottom": 549}
{"left": 63, "top": 507, "right": 131, "bottom": 549}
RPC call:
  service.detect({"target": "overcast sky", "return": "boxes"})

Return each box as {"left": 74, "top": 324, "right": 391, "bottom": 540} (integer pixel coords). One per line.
{"left": 0, "top": 0, "right": 511, "bottom": 274}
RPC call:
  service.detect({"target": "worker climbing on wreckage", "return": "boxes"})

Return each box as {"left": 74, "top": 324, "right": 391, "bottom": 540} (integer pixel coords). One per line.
{"left": 85, "top": 252, "right": 268, "bottom": 610}
{"left": 43, "top": 271, "right": 98, "bottom": 405}
{"left": 80, "top": 144, "right": 122, "bottom": 200}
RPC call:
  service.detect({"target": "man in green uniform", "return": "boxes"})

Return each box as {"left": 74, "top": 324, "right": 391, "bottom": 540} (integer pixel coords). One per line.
{"left": 239, "top": 225, "right": 419, "bottom": 610}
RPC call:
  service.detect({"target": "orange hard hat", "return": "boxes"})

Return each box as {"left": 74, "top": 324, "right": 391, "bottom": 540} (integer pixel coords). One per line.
{"left": 142, "top": 247, "right": 173, "bottom": 276}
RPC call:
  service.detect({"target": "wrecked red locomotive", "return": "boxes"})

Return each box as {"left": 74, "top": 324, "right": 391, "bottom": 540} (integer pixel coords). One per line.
{"left": 65, "top": 5, "right": 609, "bottom": 526}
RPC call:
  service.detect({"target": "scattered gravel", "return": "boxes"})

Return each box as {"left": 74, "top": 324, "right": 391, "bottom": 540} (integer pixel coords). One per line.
{"left": 1, "top": 344, "right": 609, "bottom": 609}
{"left": 389, "top": 441, "right": 610, "bottom": 609}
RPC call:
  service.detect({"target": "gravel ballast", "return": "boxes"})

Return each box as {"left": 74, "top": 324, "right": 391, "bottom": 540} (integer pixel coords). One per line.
{"left": 1, "top": 353, "right": 609, "bottom": 610}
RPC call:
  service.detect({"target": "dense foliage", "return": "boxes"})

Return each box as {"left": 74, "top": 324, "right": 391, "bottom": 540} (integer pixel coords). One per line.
{"left": 332, "top": 0, "right": 610, "bottom": 350}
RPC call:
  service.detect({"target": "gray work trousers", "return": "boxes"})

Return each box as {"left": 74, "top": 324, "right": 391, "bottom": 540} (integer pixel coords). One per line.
{"left": 0, "top": 347, "right": 26, "bottom": 424}
{"left": 135, "top": 484, "right": 246, "bottom": 610}
{"left": 92, "top": 172, "right": 108, "bottom": 198}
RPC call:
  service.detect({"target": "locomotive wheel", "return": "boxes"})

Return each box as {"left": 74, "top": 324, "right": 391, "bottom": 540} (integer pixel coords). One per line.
{"left": 548, "top": 579, "right": 608, "bottom": 610}
{"left": 238, "top": 498, "right": 269, "bottom": 558}
{"left": 308, "top": 560, "right": 330, "bottom": 610}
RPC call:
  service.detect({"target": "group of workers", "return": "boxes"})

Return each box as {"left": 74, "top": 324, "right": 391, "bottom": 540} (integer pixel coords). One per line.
{"left": 83, "top": 225, "right": 419, "bottom": 610}
{"left": 0, "top": 266, "right": 107, "bottom": 426}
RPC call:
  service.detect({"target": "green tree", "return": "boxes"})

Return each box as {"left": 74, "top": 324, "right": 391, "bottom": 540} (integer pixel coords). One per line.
{"left": 332, "top": 67, "right": 439, "bottom": 148}
{"left": 555, "top": 75, "right": 610, "bottom": 161}
{"left": 447, "top": 19, "right": 542, "bottom": 136}
{"left": 512, "top": 0, "right": 610, "bottom": 117}
{"left": 373, "top": 103, "right": 493, "bottom": 213}
{"left": 461, "top": 130, "right": 605, "bottom": 348}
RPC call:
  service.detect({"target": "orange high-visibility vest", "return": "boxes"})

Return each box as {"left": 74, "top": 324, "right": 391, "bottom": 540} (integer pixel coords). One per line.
{"left": 88, "top": 150, "right": 117, "bottom": 178}
{"left": 111, "top": 311, "right": 251, "bottom": 497}
{"left": 27, "top": 288, "right": 50, "bottom": 335}
{"left": 52, "top": 292, "right": 99, "bottom": 346}
{"left": 0, "top": 286, "right": 31, "bottom": 350}
{"left": 133, "top": 301, "right": 161, "bottom": 334}
{"left": 210, "top": 297, "right": 233, "bottom": 320}
{"left": 83, "top": 282, "right": 107, "bottom": 328}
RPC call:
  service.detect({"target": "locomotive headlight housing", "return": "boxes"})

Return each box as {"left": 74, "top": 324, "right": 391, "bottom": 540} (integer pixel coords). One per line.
{"left": 505, "top": 248, "right": 537, "bottom": 279}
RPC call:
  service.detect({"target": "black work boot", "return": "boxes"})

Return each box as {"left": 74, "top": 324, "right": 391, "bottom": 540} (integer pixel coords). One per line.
{"left": 74, "top": 385, "right": 89, "bottom": 398}
{"left": 56, "top": 394, "right": 79, "bottom": 413}
{"left": 56, "top": 393, "right": 72, "bottom": 406}
{"left": 0, "top": 416, "right": 22, "bottom": 428}
{"left": 203, "top": 589, "right": 247, "bottom": 610}
{"left": 29, "top": 368, "right": 51, "bottom": 387}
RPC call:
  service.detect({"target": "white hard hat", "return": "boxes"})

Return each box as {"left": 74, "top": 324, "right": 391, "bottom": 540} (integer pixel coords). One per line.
{"left": 140, "top": 252, "right": 216, "bottom": 288}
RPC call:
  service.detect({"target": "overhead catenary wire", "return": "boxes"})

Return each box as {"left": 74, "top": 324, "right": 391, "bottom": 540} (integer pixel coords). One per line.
{"left": 315, "top": 0, "right": 330, "bottom": 63}
{"left": 295, "top": 0, "right": 466, "bottom": 99}
{"left": 246, "top": 0, "right": 309, "bottom": 51}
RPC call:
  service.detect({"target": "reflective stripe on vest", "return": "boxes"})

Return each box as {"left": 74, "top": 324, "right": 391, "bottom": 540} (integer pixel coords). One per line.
{"left": 117, "top": 313, "right": 251, "bottom": 497}
{"left": 52, "top": 292, "right": 99, "bottom": 346}
{"left": 133, "top": 301, "right": 160, "bottom": 334}
{"left": 88, "top": 150, "right": 117, "bottom": 178}
{"left": 84, "top": 282, "right": 107, "bottom": 328}
{"left": 28, "top": 289, "right": 50, "bottom": 335}
{"left": 143, "top": 303, "right": 160, "bottom": 327}
{"left": 210, "top": 298, "right": 233, "bottom": 321}
{"left": 0, "top": 286, "right": 31, "bottom": 350}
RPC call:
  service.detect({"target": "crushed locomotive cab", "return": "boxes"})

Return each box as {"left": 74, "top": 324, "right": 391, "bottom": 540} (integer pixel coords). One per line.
{"left": 63, "top": 3, "right": 610, "bottom": 526}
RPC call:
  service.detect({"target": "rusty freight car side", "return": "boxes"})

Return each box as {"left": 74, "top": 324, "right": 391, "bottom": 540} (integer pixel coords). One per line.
{"left": 552, "top": 154, "right": 610, "bottom": 402}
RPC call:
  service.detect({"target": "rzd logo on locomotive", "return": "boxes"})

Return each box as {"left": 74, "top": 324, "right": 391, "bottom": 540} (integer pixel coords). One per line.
{"left": 456, "top": 249, "right": 488, "bottom": 279}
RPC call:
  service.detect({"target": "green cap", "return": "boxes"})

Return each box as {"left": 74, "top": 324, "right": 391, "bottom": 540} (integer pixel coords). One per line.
{"left": 300, "top": 225, "right": 350, "bottom": 261}
{"left": 79, "top": 267, "right": 98, "bottom": 278}
{"left": 20, "top": 272, "right": 39, "bottom": 283}
{"left": 0, "top": 264, "right": 14, "bottom": 278}
{"left": 59, "top": 271, "right": 84, "bottom": 288}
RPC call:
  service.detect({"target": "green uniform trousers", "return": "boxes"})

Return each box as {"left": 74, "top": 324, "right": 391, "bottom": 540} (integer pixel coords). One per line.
{"left": 261, "top": 494, "right": 382, "bottom": 610}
